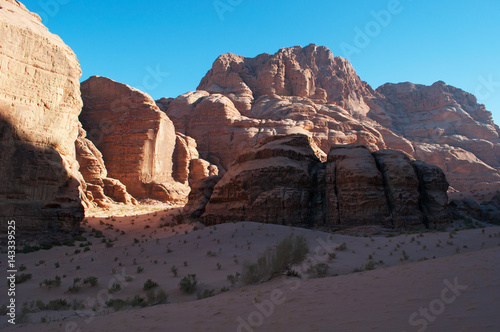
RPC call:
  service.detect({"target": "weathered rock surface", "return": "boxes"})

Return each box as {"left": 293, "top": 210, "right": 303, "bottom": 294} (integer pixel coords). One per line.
{"left": 198, "top": 134, "right": 450, "bottom": 228}
{"left": 183, "top": 175, "right": 222, "bottom": 219}
{"left": 0, "top": 0, "right": 84, "bottom": 234}
{"left": 76, "top": 123, "right": 138, "bottom": 207}
{"left": 375, "top": 81, "right": 500, "bottom": 192}
{"left": 161, "top": 44, "right": 500, "bottom": 197}
{"left": 80, "top": 76, "right": 191, "bottom": 203}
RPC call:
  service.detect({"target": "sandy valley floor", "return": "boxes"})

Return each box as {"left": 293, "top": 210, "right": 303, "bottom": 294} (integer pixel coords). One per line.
{"left": 1, "top": 204, "right": 500, "bottom": 331}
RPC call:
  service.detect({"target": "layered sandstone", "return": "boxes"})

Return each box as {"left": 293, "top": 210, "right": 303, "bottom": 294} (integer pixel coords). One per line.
{"left": 80, "top": 76, "right": 191, "bottom": 203}
{"left": 199, "top": 135, "right": 450, "bottom": 229}
{"left": 75, "top": 125, "right": 137, "bottom": 207}
{"left": 0, "top": 0, "right": 84, "bottom": 234}
{"left": 161, "top": 44, "right": 500, "bottom": 197}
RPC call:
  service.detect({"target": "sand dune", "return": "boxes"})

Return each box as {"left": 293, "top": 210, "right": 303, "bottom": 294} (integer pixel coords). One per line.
{"left": 2, "top": 206, "right": 500, "bottom": 331}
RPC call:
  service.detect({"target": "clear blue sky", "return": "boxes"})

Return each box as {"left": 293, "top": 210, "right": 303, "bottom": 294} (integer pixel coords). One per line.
{"left": 25, "top": 0, "right": 500, "bottom": 124}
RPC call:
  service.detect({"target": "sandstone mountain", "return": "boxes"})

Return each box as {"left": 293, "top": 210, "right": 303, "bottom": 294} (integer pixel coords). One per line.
{"left": 79, "top": 76, "right": 217, "bottom": 204}
{"left": 162, "top": 44, "right": 500, "bottom": 199}
{"left": 194, "top": 134, "right": 449, "bottom": 229}
{"left": 0, "top": 0, "right": 84, "bottom": 234}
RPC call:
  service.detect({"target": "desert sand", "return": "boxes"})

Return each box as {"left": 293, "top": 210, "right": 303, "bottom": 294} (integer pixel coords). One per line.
{"left": 1, "top": 203, "right": 500, "bottom": 331}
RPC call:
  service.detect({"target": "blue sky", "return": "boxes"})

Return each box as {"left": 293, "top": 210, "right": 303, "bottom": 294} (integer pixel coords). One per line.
{"left": 25, "top": 0, "right": 500, "bottom": 124}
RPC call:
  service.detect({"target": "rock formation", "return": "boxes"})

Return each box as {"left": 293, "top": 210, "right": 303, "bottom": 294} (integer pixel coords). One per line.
{"left": 375, "top": 81, "right": 500, "bottom": 192}
{"left": 161, "top": 44, "right": 500, "bottom": 200}
{"left": 75, "top": 124, "right": 137, "bottom": 207}
{"left": 0, "top": 0, "right": 84, "bottom": 234}
{"left": 80, "top": 76, "right": 191, "bottom": 203}
{"left": 198, "top": 134, "right": 450, "bottom": 229}
{"left": 80, "top": 76, "right": 217, "bottom": 204}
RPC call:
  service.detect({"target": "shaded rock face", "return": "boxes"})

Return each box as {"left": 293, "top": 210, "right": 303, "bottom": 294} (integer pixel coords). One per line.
{"left": 75, "top": 125, "right": 137, "bottom": 207}
{"left": 80, "top": 76, "right": 190, "bottom": 203}
{"left": 162, "top": 44, "right": 500, "bottom": 198}
{"left": 0, "top": 1, "right": 84, "bottom": 234}
{"left": 198, "top": 135, "right": 450, "bottom": 229}
{"left": 183, "top": 175, "right": 222, "bottom": 219}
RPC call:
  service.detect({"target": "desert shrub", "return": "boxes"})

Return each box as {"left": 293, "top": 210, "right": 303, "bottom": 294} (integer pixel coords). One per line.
{"left": 335, "top": 242, "right": 347, "bottom": 251}
{"left": 83, "top": 276, "right": 98, "bottom": 286}
{"left": 143, "top": 279, "right": 159, "bottom": 291}
{"left": 108, "top": 282, "right": 122, "bottom": 294}
{"left": 153, "top": 289, "right": 168, "bottom": 304}
{"left": 40, "top": 276, "right": 61, "bottom": 288}
{"left": 364, "top": 260, "right": 376, "bottom": 271}
{"left": 197, "top": 289, "right": 215, "bottom": 299}
{"left": 241, "top": 234, "right": 309, "bottom": 285}
{"left": 105, "top": 299, "right": 127, "bottom": 311}
{"left": 129, "top": 295, "right": 147, "bottom": 307}
{"left": 45, "top": 299, "right": 71, "bottom": 311}
{"left": 307, "top": 263, "right": 329, "bottom": 278}
{"left": 179, "top": 274, "right": 198, "bottom": 294}
{"left": 15, "top": 273, "right": 32, "bottom": 284}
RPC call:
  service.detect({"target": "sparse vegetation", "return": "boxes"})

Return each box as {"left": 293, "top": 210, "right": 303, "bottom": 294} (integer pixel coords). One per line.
{"left": 179, "top": 274, "right": 198, "bottom": 294}
{"left": 307, "top": 263, "right": 329, "bottom": 278}
{"left": 40, "top": 276, "right": 61, "bottom": 288}
{"left": 108, "top": 282, "right": 122, "bottom": 294}
{"left": 241, "top": 234, "right": 309, "bottom": 285}
{"left": 143, "top": 279, "right": 159, "bottom": 291}
{"left": 335, "top": 242, "right": 347, "bottom": 251}
{"left": 198, "top": 289, "right": 215, "bottom": 299}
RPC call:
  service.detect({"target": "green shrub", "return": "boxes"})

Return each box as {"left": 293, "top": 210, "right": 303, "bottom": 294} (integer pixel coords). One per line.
{"left": 335, "top": 242, "right": 347, "bottom": 251}
{"left": 364, "top": 260, "right": 376, "bottom": 271}
{"left": 197, "top": 289, "right": 215, "bottom": 299}
{"left": 108, "top": 282, "right": 122, "bottom": 294}
{"left": 179, "top": 274, "right": 197, "bottom": 294}
{"left": 171, "top": 266, "right": 178, "bottom": 277}
{"left": 143, "top": 279, "right": 159, "bottom": 291}
{"left": 307, "top": 263, "right": 329, "bottom": 278}
{"left": 40, "top": 276, "right": 61, "bottom": 288}
{"left": 45, "top": 299, "right": 71, "bottom": 311}
{"left": 15, "top": 273, "right": 32, "bottom": 284}
{"left": 83, "top": 276, "right": 98, "bottom": 287}
{"left": 105, "top": 299, "right": 127, "bottom": 311}
{"left": 241, "top": 234, "right": 309, "bottom": 285}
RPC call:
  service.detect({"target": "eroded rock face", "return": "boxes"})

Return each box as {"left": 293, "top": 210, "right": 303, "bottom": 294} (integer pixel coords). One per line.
{"left": 163, "top": 44, "right": 500, "bottom": 199}
{"left": 376, "top": 81, "right": 500, "bottom": 192}
{"left": 202, "top": 135, "right": 325, "bottom": 226}
{"left": 198, "top": 134, "right": 450, "bottom": 229}
{"left": 80, "top": 76, "right": 190, "bottom": 203}
{"left": 0, "top": 0, "right": 84, "bottom": 234}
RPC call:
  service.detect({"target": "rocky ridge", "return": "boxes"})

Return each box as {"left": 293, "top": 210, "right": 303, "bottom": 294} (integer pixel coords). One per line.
{"left": 163, "top": 44, "right": 500, "bottom": 197}
{"left": 197, "top": 134, "right": 450, "bottom": 229}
